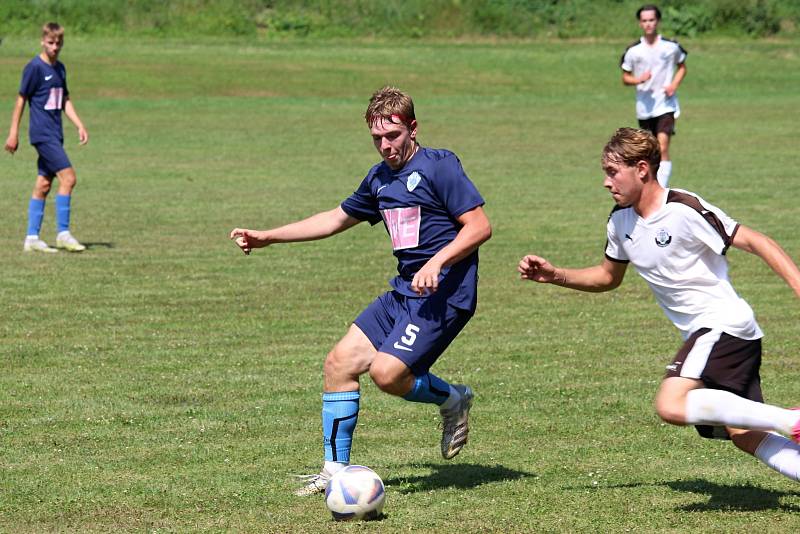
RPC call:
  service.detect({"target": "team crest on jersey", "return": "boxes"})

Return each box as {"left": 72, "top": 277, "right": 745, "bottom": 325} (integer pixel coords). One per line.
{"left": 406, "top": 171, "right": 422, "bottom": 192}
{"left": 654, "top": 228, "right": 672, "bottom": 248}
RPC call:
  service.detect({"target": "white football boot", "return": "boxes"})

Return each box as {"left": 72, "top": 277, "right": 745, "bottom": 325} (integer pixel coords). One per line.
{"left": 440, "top": 384, "right": 474, "bottom": 459}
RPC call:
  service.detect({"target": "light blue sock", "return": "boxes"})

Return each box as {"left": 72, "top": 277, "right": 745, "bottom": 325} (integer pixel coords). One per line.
{"left": 55, "top": 194, "right": 71, "bottom": 233}
{"left": 402, "top": 373, "right": 451, "bottom": 405}
{"left": 27, "top": 198, "right": 46, "bottom": 237}
{"left": 322, "top": 391, "right": 360, "bottom": 463}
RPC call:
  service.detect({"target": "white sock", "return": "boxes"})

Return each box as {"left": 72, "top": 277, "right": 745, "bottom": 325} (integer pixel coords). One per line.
{"left": 685, "top": 389, "right": 799, "bottom": 435}
{"left": 755, "top": 433, "right": 800, "bottom": 482}
{"left": 657, "top": 160, "right": 672, "bottom": 187}
{"left": 324, "top": 461, "right": 347, "bottom": 474}
{"left": 439, "top": 385, "right": 461, "bottom": 411}
{"left": 25, "top": 235, "right": 38, "bottom": 241}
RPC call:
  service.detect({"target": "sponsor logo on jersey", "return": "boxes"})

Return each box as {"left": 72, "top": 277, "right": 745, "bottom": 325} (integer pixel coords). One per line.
{"left": 382, "top": 206, "right": 421, "bottom": 250}
{"left": 406, "top": 171, "right": 422, "bottom": 192}
{"left": 654, "top": 228, "right": 672, "bottom": 248}
{"left": 45, "top": 75, "right": 54, "bottom": 81}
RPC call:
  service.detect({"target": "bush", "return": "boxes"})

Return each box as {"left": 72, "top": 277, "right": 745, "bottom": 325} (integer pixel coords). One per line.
{"left": 0, "top": 0, "right": 796, "bottom": 39}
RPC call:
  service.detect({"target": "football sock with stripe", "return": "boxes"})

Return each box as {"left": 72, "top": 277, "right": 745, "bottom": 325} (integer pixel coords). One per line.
{"left": 685, "top": 389, "right": 799, "bottom": 436}
{"left": 55, "top": 194, "right": 71, "bottom": 233}
{"left": 402, "top": 373, "right": 453, "bottom": 406}
{"left": 27, "top": 198, "right": 46, "bottom": 238}
{"left": 755, "top": 433, "right": 800, "bottom": 482}
{"left": 322, "top": 391, "right": 360, "bottom": 464}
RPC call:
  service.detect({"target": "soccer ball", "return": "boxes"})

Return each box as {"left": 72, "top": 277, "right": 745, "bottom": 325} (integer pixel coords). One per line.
{"left": 324, "top": 465, "right": 385, "bottom": 521}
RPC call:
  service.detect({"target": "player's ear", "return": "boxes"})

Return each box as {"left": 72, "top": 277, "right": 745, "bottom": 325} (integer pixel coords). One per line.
{"left": 408, "top": 120, "right": 418, "bottom": 140}
{"left": 636, "top": 160, "right": 650, "bottom": 181}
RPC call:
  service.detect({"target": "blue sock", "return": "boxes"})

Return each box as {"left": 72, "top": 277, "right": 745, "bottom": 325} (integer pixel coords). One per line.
{"left": 27, "top": 198, "right": 46, "bottom": 237}
{"left": 402, "top": 373, "right": 451, "bottom": 405}
{"left": 55, "top": 194, "right": 71, "bottom": 233}
{"left": 322, "top": 391, "right": 360, "bottom": 463}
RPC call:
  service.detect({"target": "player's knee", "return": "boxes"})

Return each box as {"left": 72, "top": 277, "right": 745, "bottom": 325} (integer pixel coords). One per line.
{"left": 367, "top": 365, "right": 394, "bottom": 392}
{"left": 60, "top": 173, "right": 77, "bottom": 190}
{"left": 323, "top": 349, "right": 346, "bottom": 378}
{"left": 729, "top": 429, "right": 764, "bottom": 455}
{"left": 654, "top": 398, "right": 685, "bottom": 425}
{"left": 324, "top": 344, "right": 368, "bottom": 380}
{"left": 368, "top": 361, "right": 405, "bottom": 394}
{"left": 35, "top": 180, "right": 51, "bottom": 195}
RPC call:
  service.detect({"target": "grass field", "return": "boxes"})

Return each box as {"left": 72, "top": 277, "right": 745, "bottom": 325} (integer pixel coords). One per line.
{"left": 1, "top": 36, "right": 800, "bottom": 532}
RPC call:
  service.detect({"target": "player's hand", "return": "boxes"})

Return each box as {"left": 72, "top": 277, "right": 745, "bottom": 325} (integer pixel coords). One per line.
{"left": 411, "top": 261, "right": 442, "bottom": 296}
{"left": 4, "top": 134, "right": 18, "bottom": 154}
{"left": 229, "top": 228, "right": 270, "bottom": 256}
{"left": 518, "top": 254, "right": 558, "bottom": 284}
{"left": 638, "top": 70, "right": 652, "bottom": 84}
{"left": 664, "top": 83, "right": 677, "bottom": 97}
{"left": 77, "top": 126, "right": 89, "bottom": 145}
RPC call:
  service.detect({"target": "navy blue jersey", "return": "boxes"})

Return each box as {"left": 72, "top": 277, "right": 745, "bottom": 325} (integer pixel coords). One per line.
{"left": 341, "top": 147, "right": 485, "bottom": 310}
{"left": 19, "top": 56, "right": 69, "bottom": 144}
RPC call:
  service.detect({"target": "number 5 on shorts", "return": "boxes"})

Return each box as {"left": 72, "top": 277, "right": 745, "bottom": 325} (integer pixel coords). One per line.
{"left": 393, "top": 324, "right": 420, "bottom": 352}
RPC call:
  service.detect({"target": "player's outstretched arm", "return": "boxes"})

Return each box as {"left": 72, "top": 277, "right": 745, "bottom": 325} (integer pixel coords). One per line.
{"left": 230, "top": 206, "right": 360, "bottom": 255}
{"left": 64, "top": 97, "right": 88, "bottom": 145}
{"left": 732, "top": 225, "right": 800, "bottom": 298}
{"left": 410, "top": 206, "right": 491, "bottom": 296}
{"left": 4, "top": 95, "right": 26, "bottom": 154}
{"left": 518, "top": 255, "right": 627, "bottom": 293}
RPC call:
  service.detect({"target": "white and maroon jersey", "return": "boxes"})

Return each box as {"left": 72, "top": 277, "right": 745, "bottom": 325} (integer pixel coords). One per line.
{"left": 605, "top": 189, "right": 763, "bottom": 341}
{"left": 620, "top": 35, "right": 687, "bottom": 120}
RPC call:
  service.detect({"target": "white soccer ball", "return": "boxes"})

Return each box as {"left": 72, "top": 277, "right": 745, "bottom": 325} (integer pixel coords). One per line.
{"left": 324, "top": 465, "right": 385, "bottom": 521}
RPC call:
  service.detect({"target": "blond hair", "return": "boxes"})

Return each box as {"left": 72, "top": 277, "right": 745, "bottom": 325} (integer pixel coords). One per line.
{"left": 603, "top": 127, "right": 661, "bottom": 172}
{"left": 42, "top": 22, "right": 64, "bottom": 39}
{"left": 365, "top": 86, "right": 415, "bottom": 127}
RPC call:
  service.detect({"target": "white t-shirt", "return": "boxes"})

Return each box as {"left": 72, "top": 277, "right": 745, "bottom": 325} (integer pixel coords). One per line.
{"left": 605, "top": 189, "right": 763, "bottom": 341}
{"left": 620, "top": 36, "right": 687, "bottom": 120}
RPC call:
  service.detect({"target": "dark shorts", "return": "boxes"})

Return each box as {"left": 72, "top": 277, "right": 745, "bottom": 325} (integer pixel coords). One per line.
{"left": 665, "top": 328, "right": 763, "bottom": 440}
{"left": 34, "top": 141, "right": 72, "bottom": 178}
{"left": 354, "top": 290, "right": 473, "bottom": 376}
{"left": 638, "top": 113, "right": 676, "bottom": 136}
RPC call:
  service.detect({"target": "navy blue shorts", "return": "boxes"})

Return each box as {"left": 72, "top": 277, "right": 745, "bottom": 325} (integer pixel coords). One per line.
{"left": 34, "top": 141, "right": 72, "bottom": 178}
{"left": 354, "top": 290, "right": 473, "bottom": 376}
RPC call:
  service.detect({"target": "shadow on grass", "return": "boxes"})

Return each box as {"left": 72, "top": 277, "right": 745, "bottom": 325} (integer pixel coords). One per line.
{"left": 84, "top": 242, "right": 114, "bottom": 250}
{"left": 603, "top": 479, "right": 800, "bottom": 512}
{"left": 667, "top": 479, "right": 800, "bottom": 512}
{"left": 384, "top": 463, "right": 534, "bottom": 494}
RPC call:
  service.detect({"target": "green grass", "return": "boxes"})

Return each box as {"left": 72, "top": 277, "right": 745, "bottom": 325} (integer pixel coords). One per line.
{"left": 1, "top": 36, "right": 800, "bottom": 532}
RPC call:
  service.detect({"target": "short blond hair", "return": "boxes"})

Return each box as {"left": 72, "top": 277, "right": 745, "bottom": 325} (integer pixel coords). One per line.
{"left": 42, "top": 22, "right": 64, "bottom": 39}
{"left": 365, "top": 86, "right": 415, "bottom": 128}
{"left": 602, "top": 127, "right": 661, "bottom": 172}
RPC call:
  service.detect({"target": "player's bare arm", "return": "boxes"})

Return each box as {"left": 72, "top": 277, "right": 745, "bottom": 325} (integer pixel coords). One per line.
{"left": 622, "top": 70, "right": 651, "bottom": 86}
{"left": 732, "top": 225, "right": 800, "bottom": 298}
{"left": 4, "top": 95, "right": 26, "bottom": 154}
{"left": 230, "top": 206, "right": 360, "bottom": 255}
{"left": 64, "top": 97, "right": 88, "bottom": 145}
{"left": 410, "top": 206, "right": 491, "bottom": 296}
{"left": 519, "top": 255, "right": 627, "bottom": 292}
{"left": 665, "top": 63, "right": 687, "bottom": 97}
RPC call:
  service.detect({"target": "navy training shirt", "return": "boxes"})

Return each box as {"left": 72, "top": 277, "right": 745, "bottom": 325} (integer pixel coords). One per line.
{"left": 19, "top": 56, "right": 69, "bottom": 144}
{"left": 341, "top": 147, "right": 485, "bottom": 310}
